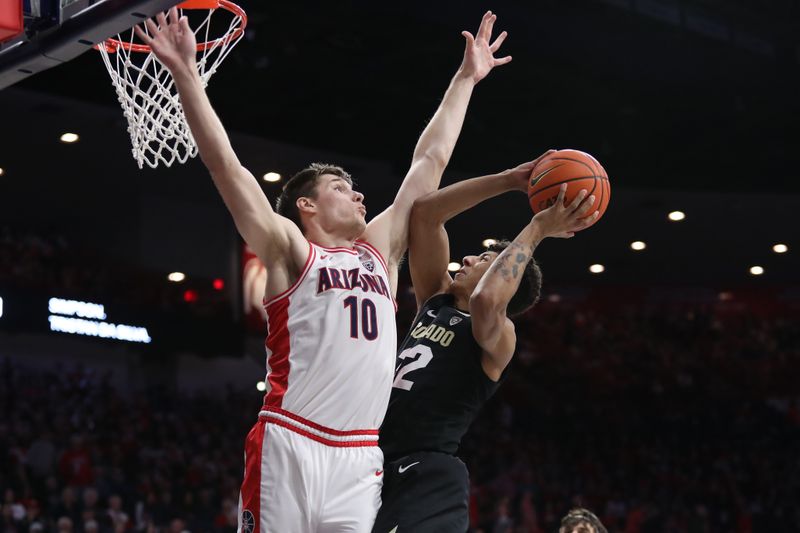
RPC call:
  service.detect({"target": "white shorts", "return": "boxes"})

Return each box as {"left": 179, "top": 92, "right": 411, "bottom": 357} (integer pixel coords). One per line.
{"left": 237, "top": 407, "right": 384, "bottom": 533}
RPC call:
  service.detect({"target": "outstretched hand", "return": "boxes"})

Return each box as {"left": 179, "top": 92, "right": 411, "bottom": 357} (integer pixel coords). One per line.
{"left": 460, "top": 11, "right": 512, "bottom": 83}
{"left": 134, "top": 7, "right": 197, "bottom": 73}
{"left": 532, "top": 184, "right": 599, "bottom": 239}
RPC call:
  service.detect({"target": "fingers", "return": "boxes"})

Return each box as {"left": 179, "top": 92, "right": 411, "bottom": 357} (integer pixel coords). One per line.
{"left": 483, "top": 13, "right": 496, "bottom": 41}
{"left": 462, "top": 30, "right": 475, "bottom": 48}
{"left": 144, "top": 17, "right": 159, "bottom": 36}
{"left": 476, "top": 11, "right": 492, "bottom": 41}
{"left": 155, "top": 11, "right": 168, "bottom": 29}
{"left": 494, "top": 55, "right": 512, "bottom": 66}
{"left": 574, "top": 194, "right": 597, "bottom": 217}
{"left": 555, "top": 183, "right": 568, "bottom": 208}
{"left": 564, "top": 189, "right": 588, "bottom": 211}
{"left": 180, "top": 15, "right": 191, "bottom": 33}
{"left": 133, "top": 24, "right": 153, "bottom": 45}
{"left": 168, "top": 6, "right": 179, "bottom": 25}
{"left": 489, "top": 30, "right": 507, "bottom": 52}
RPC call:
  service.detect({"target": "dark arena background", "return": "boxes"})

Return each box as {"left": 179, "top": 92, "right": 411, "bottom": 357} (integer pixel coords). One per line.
{"left": 1, "top": 1, "right": 799, "bottom": 532}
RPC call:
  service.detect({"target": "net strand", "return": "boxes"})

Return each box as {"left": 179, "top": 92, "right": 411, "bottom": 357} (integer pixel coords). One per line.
{"left": 98, "top": 7, "right": 244, "bottom": 169}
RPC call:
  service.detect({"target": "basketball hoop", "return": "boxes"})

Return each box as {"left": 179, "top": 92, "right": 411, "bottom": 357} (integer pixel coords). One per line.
{"left": 97, "top": 0, "right": 247, "bottom": 169}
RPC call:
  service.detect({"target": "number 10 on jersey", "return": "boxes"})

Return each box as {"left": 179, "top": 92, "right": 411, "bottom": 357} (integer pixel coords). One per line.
{"left": 343, "top": 296, "right": 378, "bottom": 340}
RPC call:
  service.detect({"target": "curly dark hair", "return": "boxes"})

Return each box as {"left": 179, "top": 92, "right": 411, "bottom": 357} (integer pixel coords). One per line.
{"left": 275, "top": 163, "right": 352, "bottom": 232}
{"left": 486, "top": 240, "right": 542, "bottom": 317}
{"left": 559, "top": 508, "right": 608, "bottom": 533}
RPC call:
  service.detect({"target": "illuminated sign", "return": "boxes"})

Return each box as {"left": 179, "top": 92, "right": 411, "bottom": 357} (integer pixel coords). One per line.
{"left": 47, "top": 297, "right": 152, "bottom": 344}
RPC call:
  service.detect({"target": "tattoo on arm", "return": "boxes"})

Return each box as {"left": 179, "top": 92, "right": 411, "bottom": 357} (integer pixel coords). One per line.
{"left": 489, "top": 241, "right": 533, "bottom": 282}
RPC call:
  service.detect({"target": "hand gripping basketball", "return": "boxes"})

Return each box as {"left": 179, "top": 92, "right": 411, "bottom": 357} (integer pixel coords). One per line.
{"left": 527, "top": 149, "right": 610, "bottom": 229}
{"left": 532, "top": 184, "right": 599, "bottom": 239}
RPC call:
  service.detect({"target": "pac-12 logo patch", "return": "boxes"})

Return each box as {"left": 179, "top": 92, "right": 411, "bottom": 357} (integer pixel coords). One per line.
{"left": 361, "top": 258, "right": 375, "bottom": 272}
{"left": 449, "top": 316, "right": 462, "bottom": 326}
{"left": 241, "top": 509, "right": 255, "bottom": 533}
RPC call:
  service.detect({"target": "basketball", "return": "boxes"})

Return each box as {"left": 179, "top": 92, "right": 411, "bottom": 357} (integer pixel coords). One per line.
{"left": 528, "top": 149, "right": 610, "bottom": 228}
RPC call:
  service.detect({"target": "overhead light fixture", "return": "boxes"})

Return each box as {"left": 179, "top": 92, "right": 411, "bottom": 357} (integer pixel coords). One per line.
{"left": 482, "top": 238, "right": 497, "bottom": 247}
{"left": 668, "top": 211, "right": 685, "bottom": 221}
{"left": 256, "top": 381, "right": 267, "bottom": 392}
{"left": 0, "top": 168, "right": 4, "bottom": 176}
{"left": 447, "top": 262, "right": 461, "bottom": 272}
{"left": 749, "top": 266, "right": 764, "bottom": 276}
{"left": 773, "top": 244, "right": 788, "bottom": 254}
{"left": 60, "top": 133, "right": 79, "bottom": 143}
{"left": 262, "top": 172, "right": 281, "bottom": 182}
{"left": 589, "top": 264, "right": 605, "bottom": 274}
{"left": 630, "top": 241, "right": 646, "bottom": 251}
{"left": 168, "top": 272, "right": 186, "bottom": 282}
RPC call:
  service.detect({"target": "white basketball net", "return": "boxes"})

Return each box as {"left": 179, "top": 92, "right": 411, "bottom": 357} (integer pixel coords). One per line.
{"left": 98, "top": 5, "right": 245, "bottom": 169}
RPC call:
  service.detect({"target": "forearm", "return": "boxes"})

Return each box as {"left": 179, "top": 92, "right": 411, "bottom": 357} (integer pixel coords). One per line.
{"left": 413, "top": 71, "right": 474, "bottom": 164}
{"left": 171, "top": 63, "right": 241, "bottom": 175}
{"left": 471, "top": 219, "right": 544, "bottom": 311}
{"left": 413, "top": 171, "right": 517, "bottom": 224}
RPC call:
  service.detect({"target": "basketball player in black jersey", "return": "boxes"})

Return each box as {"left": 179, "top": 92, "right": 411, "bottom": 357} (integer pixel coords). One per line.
{"left": 372, "top": 162, "right": 599, "bottom": 532}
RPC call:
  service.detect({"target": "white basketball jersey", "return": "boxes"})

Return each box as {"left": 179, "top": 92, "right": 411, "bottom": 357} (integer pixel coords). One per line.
{"left": 261, "top": 240, "right": 397, "bottom": 430}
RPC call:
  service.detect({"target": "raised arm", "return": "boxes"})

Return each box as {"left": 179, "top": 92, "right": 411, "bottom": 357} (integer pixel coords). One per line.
{"left": 408, "top": 154, "right": 553, "bottom": 308}
{"left": 136, "top": 9, "right": 308, "bottom": 298}
{"left": 470, "top": 185, "right": 599, "bottom": 378}
{"left": 361, "top": 11, "right": 511, "bottom": 292}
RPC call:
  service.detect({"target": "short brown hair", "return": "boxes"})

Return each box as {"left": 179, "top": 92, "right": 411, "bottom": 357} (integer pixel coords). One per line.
{"left": 487, "top": 240, "right": 542, "bottom": 317}
{"left": 275, "top": 163, "right": 352, "bottom": 232}
{"left": 559, "top": 508, "right": 608, "bottom": 533}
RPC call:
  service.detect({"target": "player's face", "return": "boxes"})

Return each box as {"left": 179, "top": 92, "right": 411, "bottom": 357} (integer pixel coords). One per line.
{"left": 312, "top": 174, "right": 367, "bottom": 236}
{"left": 452, "top": 251, "right": 499, "bottom": 293}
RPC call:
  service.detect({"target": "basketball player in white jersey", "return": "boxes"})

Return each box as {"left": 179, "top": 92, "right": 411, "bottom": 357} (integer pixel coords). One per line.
{"left": 137, "top": 9, "right": 512, "bottom": 532}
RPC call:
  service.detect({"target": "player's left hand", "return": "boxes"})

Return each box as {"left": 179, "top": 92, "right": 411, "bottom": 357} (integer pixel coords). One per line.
{"left": 459, "top": 11, "right": 512, "bottom": 84}
{"left": 532, "top": 184, "right": 599, "bottom": 239}
{"left": 505, "top": 150, "right": 556, "bottom": 192}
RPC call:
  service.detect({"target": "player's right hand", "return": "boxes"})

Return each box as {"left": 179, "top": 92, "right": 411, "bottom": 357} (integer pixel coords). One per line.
{"left": 531, "top": 184, "right": 598, "bottom": 239}
{"left": 135, "top": 7, "right": 197, "bottom": 73}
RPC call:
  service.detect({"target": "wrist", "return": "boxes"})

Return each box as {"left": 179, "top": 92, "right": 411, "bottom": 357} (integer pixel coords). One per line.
{"left": 170, "top": 60, "right": 199, "bottom": 82}
{"left": 453, "top": 68, "right": 478, "bottom": 86}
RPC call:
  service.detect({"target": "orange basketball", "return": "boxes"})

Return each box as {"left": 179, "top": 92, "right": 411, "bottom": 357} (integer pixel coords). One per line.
{"left": 528, "top": 149, "right": 610, "bottom": 229}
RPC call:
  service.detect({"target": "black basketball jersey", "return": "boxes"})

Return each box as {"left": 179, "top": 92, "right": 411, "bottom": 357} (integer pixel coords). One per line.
{"left": 379, "top": 293, "right": 503, "bottom": 461}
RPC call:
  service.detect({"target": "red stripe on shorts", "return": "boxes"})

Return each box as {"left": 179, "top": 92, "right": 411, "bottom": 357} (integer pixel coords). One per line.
{"left": 240, "top": 421, "right": 265, "bottom": 533}
{"left": 264, "top": 297, "right": 291, "bottom": 408}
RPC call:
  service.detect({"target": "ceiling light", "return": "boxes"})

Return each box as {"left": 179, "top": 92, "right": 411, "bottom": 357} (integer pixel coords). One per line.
{"left": 773, "top": 244, "right": 788, "bottom": 254}
{"left": 749, "top": 266, "right": 764, "bottom": 276}
{"left": 256, "top": 381, "right": 267, "bottom": 392}
{"left": 630, "top": 241, "right": 646, "bottom": 251}
{"left": 668, "top": 211, "right": 685, "bottom": 221}
{"left": 60, "top": 133, "right": 79, "bottom": 143}
{"left": 589, "top": 264, "right": 605, "bottom": 274}
{"left": 168, "top": 272, "right": 186, "bottom": 282}
{"left": 447, "top": 262, "right": 461, "bottom": 272}
{"left": 482, "top": 238, "right": 497, "bottom": 247}
{"left": 0, "top": 168, "right": 4, "bottom": 176}
{"left": 262, "top": 172, "right": 281, "bottom": 182}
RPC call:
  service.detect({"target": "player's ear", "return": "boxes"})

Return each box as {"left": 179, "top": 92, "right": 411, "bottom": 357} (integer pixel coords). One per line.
{"left": 297, "top": 196, "right": 316, "bottom": 214}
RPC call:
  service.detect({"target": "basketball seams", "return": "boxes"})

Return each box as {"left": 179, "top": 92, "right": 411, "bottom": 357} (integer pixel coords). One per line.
{"left": 528, "top": 176, "right": 609, "bottom": 198}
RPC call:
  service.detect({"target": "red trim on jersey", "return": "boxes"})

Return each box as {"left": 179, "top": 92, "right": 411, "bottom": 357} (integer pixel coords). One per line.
{"left": 240, "top": 420, "right": 265, "bottom": 532}
{"left": 263, "top": 297, "right": 291, "bottom": 408}
{"left": 263, "top": 245, "right": 316, "bottom": 308}
{"left": 355, "top": 239, "right": 398, "bottom": 311}
{"left": 260, "top": 405, "right": 379, "bottom": 436}
{"left": 308, "top": 241, "right": 359, "bottom": 255}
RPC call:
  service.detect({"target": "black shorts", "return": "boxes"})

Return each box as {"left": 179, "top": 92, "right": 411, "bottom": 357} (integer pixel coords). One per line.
{"left": 372, "top": 451, "right": 469, "bottom": 533}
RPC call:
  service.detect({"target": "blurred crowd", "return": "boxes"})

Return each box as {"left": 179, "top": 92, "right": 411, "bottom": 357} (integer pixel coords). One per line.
{"left": 2, "top": 301, "right": 798, "bottom": 533}
{"left": 2, "top": 226, "right": 799, "bottom": 532}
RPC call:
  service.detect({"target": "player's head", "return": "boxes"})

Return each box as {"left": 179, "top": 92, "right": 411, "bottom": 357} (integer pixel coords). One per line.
{"left": 559, "top": 508, "right": 608, "bottom": 533}
{"left": 276, "top": 163, "right": 366, "bottom": 237}
{"left": 449, "top": 240, "right": 542, "bottom": 317}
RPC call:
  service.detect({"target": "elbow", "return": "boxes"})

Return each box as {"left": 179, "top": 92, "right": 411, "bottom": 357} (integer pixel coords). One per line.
{"left": 469, "top": 289, "right": 504, "bottom": 317}
{"left": 410, "top": 194, "right": 441, "bottom": 224}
